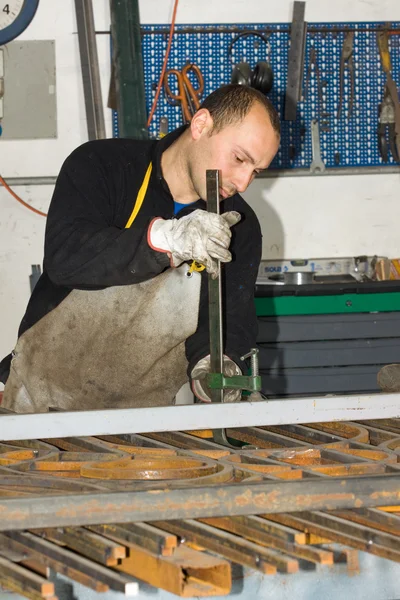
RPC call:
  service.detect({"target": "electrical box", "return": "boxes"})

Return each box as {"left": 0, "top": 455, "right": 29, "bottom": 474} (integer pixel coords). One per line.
{"left": 0, "top": 40, "right": 57, "bottom": 140}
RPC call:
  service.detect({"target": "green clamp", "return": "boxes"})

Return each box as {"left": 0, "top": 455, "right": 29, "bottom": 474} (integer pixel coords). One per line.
{"left": 207, "top": 372, "right": 262, "bottom": 392}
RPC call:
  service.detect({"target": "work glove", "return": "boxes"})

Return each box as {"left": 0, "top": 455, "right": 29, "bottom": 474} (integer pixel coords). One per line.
{"left": 191, "top": 354, "right": 242, "bottom": 403}
{"left": 148, "top": 209, "right": 241, "bottom": 278}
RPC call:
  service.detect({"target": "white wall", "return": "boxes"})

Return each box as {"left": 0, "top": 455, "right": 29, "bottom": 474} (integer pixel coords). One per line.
{"left": 0, "top": 0, "right": 399, "bottom": 364}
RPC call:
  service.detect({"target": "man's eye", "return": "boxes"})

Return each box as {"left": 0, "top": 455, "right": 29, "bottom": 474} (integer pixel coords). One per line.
{"left": 235, "top": 156, "right": 244, "bottom": 163}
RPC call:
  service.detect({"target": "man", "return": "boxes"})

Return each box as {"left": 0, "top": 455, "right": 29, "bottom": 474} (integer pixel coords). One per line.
{"left": 1, "top": 84, "right": 280, "bottom": 412}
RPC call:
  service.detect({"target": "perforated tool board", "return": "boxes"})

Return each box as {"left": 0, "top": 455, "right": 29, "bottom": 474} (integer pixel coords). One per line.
{"left": 112, "top": 21, "right": 400, "bottom": 171}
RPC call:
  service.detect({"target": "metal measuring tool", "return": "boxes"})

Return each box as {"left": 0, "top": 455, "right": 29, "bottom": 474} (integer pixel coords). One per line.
{"left": 205, "top": 170, "right": 262, "bottom": 448}
{"left": 310, "top": 119, "right": 326, "bottom": 174}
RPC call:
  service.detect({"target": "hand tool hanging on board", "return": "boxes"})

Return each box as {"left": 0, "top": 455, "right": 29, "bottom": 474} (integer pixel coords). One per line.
{"left": 310, "top": 119, "right": 326, "bottom": 174}
{"left": 337, "top": 31, "right": 355, "bottom": 120}
{"left": 377, "top": 30, "right": 400, "bottom": 161}
{"left": 205, "top": 170, "right": 262, "bottom": 448}
{"left": 164, "top": 63, "right": 204, "bottom": 123}
{"left": 378, "top": 85, "right": 400, "bottom": 163}
{"left": 284, "top": 1, "right": 307, "bottom": 121}
{"left": 303, "top": 46, "right": 331, "bottom": 131}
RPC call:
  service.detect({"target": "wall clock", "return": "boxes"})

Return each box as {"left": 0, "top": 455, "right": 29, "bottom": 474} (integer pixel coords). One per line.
{"left": 0, "top": 0, "right": 39, "bottom": 46}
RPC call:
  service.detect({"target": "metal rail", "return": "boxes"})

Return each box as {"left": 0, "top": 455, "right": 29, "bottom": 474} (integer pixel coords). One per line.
{"left": 74, "top": 0, "right": 106, "bottom": 140}
{"left": 1, "top": 394, "right": 399, "bottom": 442}
{"left": 0, "top": 474, "right": 398, "bottom": 531}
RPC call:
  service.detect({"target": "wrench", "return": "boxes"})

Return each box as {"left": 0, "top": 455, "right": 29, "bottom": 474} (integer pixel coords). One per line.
{"left": 310, "top": 119, "right": 326, "bottom": 174}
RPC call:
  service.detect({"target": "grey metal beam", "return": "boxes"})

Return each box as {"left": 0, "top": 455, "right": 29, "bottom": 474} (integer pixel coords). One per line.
{"left": 0, "top": 475, "right": 399, "bottom": 531}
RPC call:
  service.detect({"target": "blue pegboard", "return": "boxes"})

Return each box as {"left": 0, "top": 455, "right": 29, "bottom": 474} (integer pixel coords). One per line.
{"left": 112, "top": 22, "right": 400, "bottom": 170}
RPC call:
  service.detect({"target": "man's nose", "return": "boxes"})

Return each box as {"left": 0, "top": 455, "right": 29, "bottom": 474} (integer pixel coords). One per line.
{"left": 233, "top": 168, "right": 254, "bottom": 193}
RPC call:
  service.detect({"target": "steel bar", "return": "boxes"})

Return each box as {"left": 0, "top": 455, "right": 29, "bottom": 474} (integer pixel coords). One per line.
{"left": 284, "top": 1, "right": 307, "bottom": 120}
{"left": 1, "top": 177, "right": 57, "bottom": 187}
{"left": 87, "top": 522, "right": 178, "bottom": 557}
{"left": 202, "top": 514, "right": 307, "bottom": 545}
{"left": 0, "top": 531, "right": 138, "bottom": 594}
{"left": 0, "top": 534, "right": 107, "bottom": 593}
{"left": 271, "top": 512, "right": 400, "bottom": 563}
{"left": 206, "top": 169, "right": 233, "bottom": 447}
{"left": 200, "top": 516, "right": 333, "bottom": 566}
{"left": 32, "top": 527, "right": 126, "bottom": 566}
{"left": 331, "top": 508, "right": 400, "bottom": 536}
{"left": 1, "top": 394, "right": 399, "bottom": 442}
{"left": 0, "top": 475, "right": 399, "bottom": 531}
{"left": 136, "top": 26, "right": 400, "bottom": 36}
{"left": 74, "top": 0, "right": 106, "bottom": 140}
{"left": 156, "top": 519, "right": 299, "bottom": 574}
{"left": 0, "top": 556, "right": 54, "bottom": 600}
{"left": 298, "top": 511, "right": 400, "bottom": 551}
{"left": 207, "top": 170, "right": 224, "bottom": 399}
{"left": 1, "top": 165, "right": 399, "bottom": 188}
{"left": 153, "top": 519, "right": 278, "bottom": 575}
{"left": 256, "top": 165, "right": 400, "bottom": 177}
{"left": 114, "top": 543, "right": 231, "bottom": 597}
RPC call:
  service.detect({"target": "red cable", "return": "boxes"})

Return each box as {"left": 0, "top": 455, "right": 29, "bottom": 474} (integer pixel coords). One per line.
{"left": 146, "top": 0, "right": 179, "bottom": 128}
{"left": 0, "top": 174, "right": 47, "bottom": 218}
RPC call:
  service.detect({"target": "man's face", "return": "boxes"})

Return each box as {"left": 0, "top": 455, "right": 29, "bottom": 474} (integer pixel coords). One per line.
{"left": 189, "top": 102, "right": 280, "bottom": 201}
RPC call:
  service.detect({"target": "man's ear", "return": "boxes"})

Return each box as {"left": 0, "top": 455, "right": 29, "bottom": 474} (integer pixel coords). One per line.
{"left": 190, "top": 108, "right": 213, "bottom": 140}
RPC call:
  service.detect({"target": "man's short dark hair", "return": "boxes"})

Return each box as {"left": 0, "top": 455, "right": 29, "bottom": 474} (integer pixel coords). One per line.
{"left": 200, "top": 84, "right": 280, "bottom": 137}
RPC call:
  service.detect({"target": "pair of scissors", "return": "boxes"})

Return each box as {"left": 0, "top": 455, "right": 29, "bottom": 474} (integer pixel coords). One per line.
{"left": 164, "top": 63, "right": 204, "bottom": 123}
{"left": 377, "top": 30, "right": 400, "bottom": 161}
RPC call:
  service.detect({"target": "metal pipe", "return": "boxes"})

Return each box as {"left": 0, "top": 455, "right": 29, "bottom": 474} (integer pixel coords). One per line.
{"left": 0, "top": 177, "right": 57, "bottom": 186}
{"left": 74, "top": 0, "right": 106, "bottom": 140}
{"left": 0, "top": 474, "right": 398, "bottom": 531}
{"left": 256, "top": 165, "right": 400, "bottom": 178}
{"left": 2, "top": 166, "right": 399, "bottom": 187}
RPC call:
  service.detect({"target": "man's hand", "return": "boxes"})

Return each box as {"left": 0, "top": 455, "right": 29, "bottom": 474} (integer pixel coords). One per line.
{"left": 148, "top": 209, "right": 241, "bottom": 277}
{"left": 191, "top": 354, "right": 242, "bottom": 403}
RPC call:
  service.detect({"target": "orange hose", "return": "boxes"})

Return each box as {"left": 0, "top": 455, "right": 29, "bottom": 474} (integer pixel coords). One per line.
{"left": 0, "top": 175, "right": 47, "bottom": 218}
{"left": 146, "top": 0, "right": 179, "bottom": 128}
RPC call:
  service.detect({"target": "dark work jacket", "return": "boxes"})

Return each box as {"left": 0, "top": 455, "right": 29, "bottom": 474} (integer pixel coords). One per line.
{"left": 0, "top": 126, "right": 262, "bottom": 384}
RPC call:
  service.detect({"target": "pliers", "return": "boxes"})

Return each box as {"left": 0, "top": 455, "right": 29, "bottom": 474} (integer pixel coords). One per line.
{"left": 377, "top": 30, "right": 400, "bottom": 162}
{"left": 378, "top": 84, "right": 400, "bottom": 163}
{"left": 337, "top": 31, "right": 355, "bottom": 120}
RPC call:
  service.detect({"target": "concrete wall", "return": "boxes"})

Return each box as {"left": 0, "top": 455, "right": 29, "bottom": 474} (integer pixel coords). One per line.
{"left": 0, "top": 0, "right": 399, "bottom": 366}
